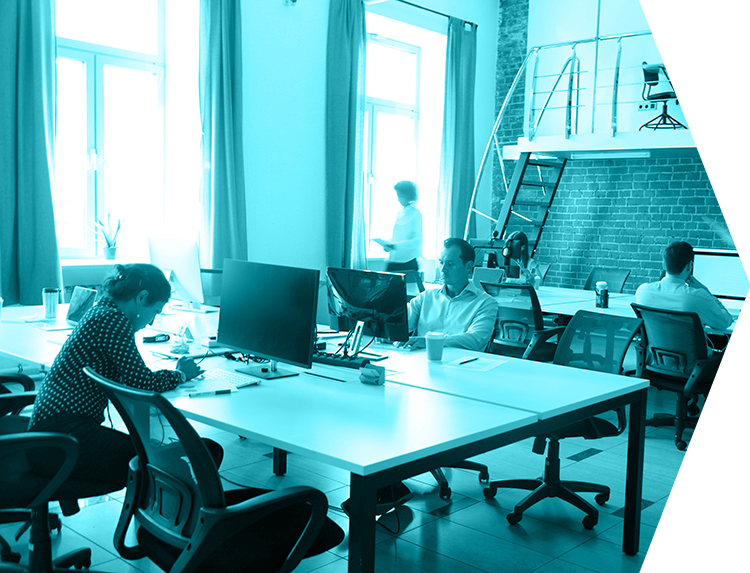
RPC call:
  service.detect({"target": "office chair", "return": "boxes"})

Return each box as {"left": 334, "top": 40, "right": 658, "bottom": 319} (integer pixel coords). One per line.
{"left": 0, "top": 376, "right": 38, "bottom": 564}
{"left": 483, "top": 311, "right": 644, "bottom": 529}
{"left": 481, "top": 283, "right": 558, "bottom": 362}
{"left": 631, "top": 303, "right": 722, "bottom": 450}
{"left": 583, "top": 267, "right": 631, "bottom": 293}
{"left": 0, "top": 390, "right": 112, "bottom": 572}
{"left": 84, "top": 367, "right": 344, "bottom": 573}
{"left": 639, "top": 61, "right": 687, "bottom": 131}
{"left": 536, "top": 262, "right": 551, "bottom": 284}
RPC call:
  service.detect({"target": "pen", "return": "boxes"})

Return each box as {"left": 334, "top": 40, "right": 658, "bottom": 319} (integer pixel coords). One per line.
{"left": 459, "top": 357, "right": 478, "bottom": 365}
{"left": 189, "top": 389, "right": 233, "bottom": 398}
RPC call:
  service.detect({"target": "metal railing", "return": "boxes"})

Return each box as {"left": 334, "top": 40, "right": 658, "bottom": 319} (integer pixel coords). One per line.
{"left": 463, "top": 30, "right": 654, "bottom": 240}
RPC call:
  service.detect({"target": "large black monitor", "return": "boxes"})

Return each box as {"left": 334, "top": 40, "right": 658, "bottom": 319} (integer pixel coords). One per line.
{"left": 217, "top": 259, "right": 320, "bottom": 379}
{"left": 326, "top": 267, "right": 409, "bottom": 352}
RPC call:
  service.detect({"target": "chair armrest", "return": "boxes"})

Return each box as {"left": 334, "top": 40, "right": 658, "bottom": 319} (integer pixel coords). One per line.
{"left": 172, "top": 486, "right": 329, "bottom": 573}
{"left": 0, "top": 374, "right": 36, "bottom": 392}
{"left": 0, "top": 391, "right": 37, "bottom": 417}
{"left": 684, "top": 352, "right": 724, "bottom": 396}
{"left": 1, "top": 432, "right": 78, "bottom": 510}
{"left": 522, "top": 326, "right": 565, "bottom": 360}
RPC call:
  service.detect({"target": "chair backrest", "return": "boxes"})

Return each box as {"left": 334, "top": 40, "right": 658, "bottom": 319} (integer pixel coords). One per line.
{"left": 84, "top": 367, "right": 226, "bottom": 548}
{"left": 630, "top": 303, "right": 709, "bottom": 379}
{"left": 641, "top": 61, "right": 676, "bottom": 99}
{"left": 398, "top": 270, "right": 425, "bottom": 300}
{"left": 583, "top": 267, "right": 631, "bottom": 293}
{"left": 553, "top": 310, "right": 643, "bottom": 375}
{"left": 481, "top": 283, "right": 544, "bottom": 346}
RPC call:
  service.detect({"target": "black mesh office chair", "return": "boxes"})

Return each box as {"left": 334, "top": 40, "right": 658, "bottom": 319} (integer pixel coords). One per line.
{"left": 483, "top": 311, "right": 644, "bottom": 529}
{"left": 84, "top": 367, "right": 344, "bottom": 573}
{"left": 639, "top": 61, "right": 687, "bottom": 131}
{"left": 631, "top": 303, "right": 722, "bottom": 450}
{"left": 583, "top": 267, "right": 631, "bottom": 293}
{"left": 481, "top": 283, "right": 558, "bottom": 362}
{"left": 0, "top": 387, "right": 111, "bottom": 572}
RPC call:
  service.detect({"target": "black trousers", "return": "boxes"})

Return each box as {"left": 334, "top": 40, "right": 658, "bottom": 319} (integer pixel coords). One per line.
{"left": 28, "top": 413, "right": 224, "bottom": 493}
{"left": 386, "top": 258, "right": 419, "bottom": 272}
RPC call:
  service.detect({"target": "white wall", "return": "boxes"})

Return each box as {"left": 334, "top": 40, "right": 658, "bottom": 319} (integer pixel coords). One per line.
{"left": 240, "top": 0, "right": 499, "bottom": 273}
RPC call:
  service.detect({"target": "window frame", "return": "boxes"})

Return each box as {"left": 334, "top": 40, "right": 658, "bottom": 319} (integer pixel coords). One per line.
{"left": 54, "top": 0, "right": 166, "bottom": 259}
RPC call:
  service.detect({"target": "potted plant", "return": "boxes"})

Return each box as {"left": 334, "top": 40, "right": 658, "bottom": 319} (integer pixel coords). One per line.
{"left": 94, "top": 214, "right": 122, "bottom": 260}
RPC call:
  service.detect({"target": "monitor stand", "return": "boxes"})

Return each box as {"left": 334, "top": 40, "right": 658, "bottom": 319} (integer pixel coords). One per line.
{"left": 236, "top": 360, "right": 299, "bottom": 380}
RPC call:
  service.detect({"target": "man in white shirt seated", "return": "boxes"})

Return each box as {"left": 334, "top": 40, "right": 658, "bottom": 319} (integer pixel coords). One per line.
{"left": 401, "top": 237, "right": 498, "bottom": 351}
{"left": 635, "top": 240, "right": 733, "bottom": 331}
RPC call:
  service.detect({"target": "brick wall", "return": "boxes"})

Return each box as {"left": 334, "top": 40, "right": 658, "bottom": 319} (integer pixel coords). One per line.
{"left": 535, "top": 157, "right": 732, "bottom": 293}
{"left": 492, "top": 0, "right": 733, "bottom": 294}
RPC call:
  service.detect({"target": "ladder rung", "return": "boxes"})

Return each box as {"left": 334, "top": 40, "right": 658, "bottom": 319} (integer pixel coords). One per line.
{"left": 527, "top": 159, "right": 564, "bottom": 168}
{"left": 520, "top": 180, "right": 556, "bottom": 188}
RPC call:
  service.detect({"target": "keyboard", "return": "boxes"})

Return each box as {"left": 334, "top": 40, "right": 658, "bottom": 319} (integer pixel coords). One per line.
{"left": 200, "top": 369, "right": 261, "bottom": 388}
{"left": 312, "top": 350, "right": 371, "bottom": 369}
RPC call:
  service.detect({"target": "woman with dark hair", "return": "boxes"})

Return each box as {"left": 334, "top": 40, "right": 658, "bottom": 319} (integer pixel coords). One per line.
{"left": 28, "top": 263, "right": 212, "bottom": 491}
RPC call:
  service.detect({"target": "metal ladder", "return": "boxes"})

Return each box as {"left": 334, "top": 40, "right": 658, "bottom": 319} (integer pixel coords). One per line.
{"left": 492, "top": 152, "right": 567, "bottom": 258}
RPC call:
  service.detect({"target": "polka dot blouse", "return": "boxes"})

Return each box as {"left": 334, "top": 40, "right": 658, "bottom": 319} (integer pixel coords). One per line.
{"left": 29, "top": 296, "right": 181, "bottom": 428}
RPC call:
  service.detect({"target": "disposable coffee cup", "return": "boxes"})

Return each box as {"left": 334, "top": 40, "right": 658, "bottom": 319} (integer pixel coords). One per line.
{"left": 425, "top": 332, "right": 445, "bottom": 361}
{"left": 43, "top": 288, "right": 60, "bottom": 320}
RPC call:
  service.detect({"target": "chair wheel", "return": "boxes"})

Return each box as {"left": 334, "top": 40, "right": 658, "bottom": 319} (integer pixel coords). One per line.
{"left": 506, "top": 512, "right": 522, "bottom": 525}
{"left": 582, "top": 515, "right": 598, "bottom": 530}
{"left": 676, "top": 440, "right": 687, "bottom": 451}
{"left": 478, "top": 470, "right": 490, "bottom": 484}
{"left": 439, "top": 484, "right": 452, "bottom": 500}
{"left": 595, "top": 493, "right": 609, "bottom": 506}
{"left": 483, "top": 486, "right": 497, "bottom": 499}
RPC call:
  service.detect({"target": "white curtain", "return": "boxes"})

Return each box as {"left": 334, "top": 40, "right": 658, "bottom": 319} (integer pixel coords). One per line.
{"left": 437, "top": 17, "right": 478, "bottom": 243}
{"left": 325, "top": 0, "right": 367, "bottom": 270}
{"left": 0, "top": 0, "right": 63, "bottom": 304}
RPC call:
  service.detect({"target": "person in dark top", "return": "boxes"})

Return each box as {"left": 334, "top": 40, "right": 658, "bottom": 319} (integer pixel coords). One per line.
{"left": 28, "top": 263, "right": 212, "bottom": 491}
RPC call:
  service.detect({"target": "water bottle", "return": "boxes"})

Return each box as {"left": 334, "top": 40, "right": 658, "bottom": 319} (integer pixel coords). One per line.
{"left": 595, "top": 281, "right": 609, "bottom": 308}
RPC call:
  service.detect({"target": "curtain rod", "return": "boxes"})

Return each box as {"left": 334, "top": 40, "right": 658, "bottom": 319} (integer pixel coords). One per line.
{"left": 394, "top": 0, "right": 478, "bottom": 28}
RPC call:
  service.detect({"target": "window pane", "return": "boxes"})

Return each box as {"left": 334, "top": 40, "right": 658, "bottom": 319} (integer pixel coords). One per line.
{"left": 102, "top": 65, "right": 162, "bottom": 254}
{"left": 366, "top": 41, "right": 418, "bottom": 104}
{"left": 56, "top": 0, "right": 159, "bottom": 55}
{"left": 369, "top": 112, "right": 416, "bottom": 244}
{"left": 54, "top": 57, "right": 89, "bottom": 250}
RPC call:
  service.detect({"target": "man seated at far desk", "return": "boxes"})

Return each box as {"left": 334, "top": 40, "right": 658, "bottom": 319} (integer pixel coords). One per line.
{"left": 401, "top": 237, "right": 498, "bottom": 351}
{"left": 635, "top": 240, "right": 733, "bottom": 332}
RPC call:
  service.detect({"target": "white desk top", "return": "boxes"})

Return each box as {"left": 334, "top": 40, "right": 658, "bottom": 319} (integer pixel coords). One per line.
{"left": 166, "top": 360, "right": 538, "bottom": 476}
{"left": 383, "top": 346, "right": 649, "bottom": 420}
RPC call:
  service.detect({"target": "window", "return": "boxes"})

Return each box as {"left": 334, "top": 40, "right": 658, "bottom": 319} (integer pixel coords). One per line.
{"left": 364, "top": 13, "right": 446, "bottom": 262}
{"left": 54, "top": 0, "right": 199, "bottom": 259}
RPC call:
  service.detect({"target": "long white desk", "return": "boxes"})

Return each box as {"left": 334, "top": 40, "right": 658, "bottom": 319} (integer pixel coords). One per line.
{"left": 171, "top": 347, "right": 648, "bottom": 572}
{"left": 168, "top": 361, "right": 539, "bottom": 573}
{"left": 0, "top": 305, "right": 648, "bottom": 572}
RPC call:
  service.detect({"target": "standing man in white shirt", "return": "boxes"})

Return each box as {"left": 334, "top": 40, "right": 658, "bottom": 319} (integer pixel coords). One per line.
{"left": 635, "top": 240, "right": 733, "bottom": 331}
{"left": 380, "top": 180, "right": 423, "bottom": 273}
{"left": 402, "top": 237, "right": 498, "bottom": 351}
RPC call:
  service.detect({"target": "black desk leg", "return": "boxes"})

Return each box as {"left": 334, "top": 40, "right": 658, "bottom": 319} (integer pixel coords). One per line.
{"left": 348, "top": 474, "right": 377, "bottom": 573}
{"left": 273, "top": 448, "right": 287, "bottom": 475}
{"left": 624, "top": 388, "right": 647, "bottom": 555}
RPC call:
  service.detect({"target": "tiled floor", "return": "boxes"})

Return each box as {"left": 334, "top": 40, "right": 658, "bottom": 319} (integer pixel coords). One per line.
{"left": 1, "top": 386, "right": 687, "bottom": 573}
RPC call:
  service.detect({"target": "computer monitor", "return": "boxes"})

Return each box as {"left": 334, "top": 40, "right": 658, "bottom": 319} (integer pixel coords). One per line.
{"left": 217, "top": 259, "right": 319, "bottom": 379}
{"left": 326, "top": 267, "right": 409, "bottom": 353}
{"left": 692, "top": 249, "right": 749, "bottom": 301}
{"left": 148, "top": 237, "right": 206, "bottom": 312}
